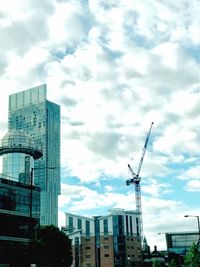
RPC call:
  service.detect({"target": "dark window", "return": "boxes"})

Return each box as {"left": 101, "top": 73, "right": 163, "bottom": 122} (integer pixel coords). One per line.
{"left": 86, "top": 220, "right": 90, "bottom": 237}
{"left": 104, "top": 219, "right": 108, "bottom": 235}
{"left": 126, "top": 215, "right": 129, "bottom": 235}
{"left": 113, "top": 215, "right": 124, "bottom": 235}
{"left": 130, "top": 216, "right": 133, "bottom": 235}
{"left": 69, "top": 216, "right": 73, "bottom": 233}
{"left": 85, "top": 255, "right": 91, "bottom": 258}
{"left": 78, "top": 218, "right": 82, "bottom": 229}
{"left": 136, "top": 217, "right": 139, "bottom": 236}
{"left": 104, "top": 254, "right": 109, "bottom": 257}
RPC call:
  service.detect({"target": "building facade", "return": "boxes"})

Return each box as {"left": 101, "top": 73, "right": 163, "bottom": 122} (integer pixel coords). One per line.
{"left": 166, "top": 231, "right": 199, "bottom": 265}
{"left": 63, "top": 209, "right": 142, "bottom": 267}
{"left": 0, "top": 177, "right": 40, "bottom": 263}
{"left": 7, "top": 84, "right": 60, "bottom": 225}
{"left": 0, "top": 130, "right": 42, "bottom": 264}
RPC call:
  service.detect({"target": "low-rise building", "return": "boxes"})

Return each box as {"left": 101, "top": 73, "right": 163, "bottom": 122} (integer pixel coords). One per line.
{"left": 63, "top": 208, "right": 142, "bottom": 267}
{"left": 166, "top": 231, "right": 199, "bottom": 265}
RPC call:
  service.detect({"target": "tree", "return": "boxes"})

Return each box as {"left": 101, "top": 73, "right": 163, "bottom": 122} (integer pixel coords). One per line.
{"left": 168, "top": 259, "right": 177, "bottom": 267}
{"left": 183, "top": 243, "right": 200, "bottom": 267}
{"left": 152, "top": 260, "right": 165, "bottom": 267}
{"left": 31, "top": 225, "right": 72, "bottom": 267}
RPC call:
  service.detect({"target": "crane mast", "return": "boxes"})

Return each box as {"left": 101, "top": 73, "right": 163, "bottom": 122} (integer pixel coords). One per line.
{"left": 126, "top": 122, "right": 154, "bottom": 239}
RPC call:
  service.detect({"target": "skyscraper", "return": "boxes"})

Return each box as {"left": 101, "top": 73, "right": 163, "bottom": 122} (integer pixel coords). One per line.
{"left": 7, "top": 84, "right": 60, "bottom": 225}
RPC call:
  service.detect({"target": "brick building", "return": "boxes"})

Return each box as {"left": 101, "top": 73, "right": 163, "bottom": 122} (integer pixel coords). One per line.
{"left": 63, "top": 208, "right": 142, "bottom": 267}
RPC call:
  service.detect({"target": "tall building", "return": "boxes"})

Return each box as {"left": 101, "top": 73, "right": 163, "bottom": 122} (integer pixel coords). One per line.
{"left": 7, "top": 84, "right": 60, "bottom": 225}
{"left": 63, "top": 209, "right": 142, "bottom": 267}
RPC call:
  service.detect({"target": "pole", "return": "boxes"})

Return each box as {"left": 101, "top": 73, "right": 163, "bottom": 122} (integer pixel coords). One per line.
{"left": 197, "top": 216, "right": 200, "bottom": 245}
{"left": 29, "top": 168, "right": 34, "bottom": 239}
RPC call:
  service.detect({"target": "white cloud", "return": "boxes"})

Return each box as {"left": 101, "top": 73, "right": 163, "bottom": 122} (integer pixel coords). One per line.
{"left": 185, "top": 180, "right": 200, "bottom": 192}
{"left": 1, "top": 0, "right": 200, "bottom": 250}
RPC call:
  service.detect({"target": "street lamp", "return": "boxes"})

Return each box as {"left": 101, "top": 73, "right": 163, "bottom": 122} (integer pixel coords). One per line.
{"left": 184, "top": 215, "right": 200, "bottom": 245}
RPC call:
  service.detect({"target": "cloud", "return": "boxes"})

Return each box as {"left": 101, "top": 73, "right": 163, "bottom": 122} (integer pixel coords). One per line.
{"left": 186, "top": 180, "right": 200, "bottom": 192}
{"left": 1, "top": 0, "right": 200, "bottom": 250}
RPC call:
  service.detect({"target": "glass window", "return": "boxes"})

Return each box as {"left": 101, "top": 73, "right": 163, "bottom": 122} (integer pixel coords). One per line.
{"left": 130, "top": 217, "right": 133, "bottom": 235}
{"left": 126, "top": 215, "right": 129, "bottom": 235}
{"left": 69, "top": 217, "right": 73, "bottom": 233}
{"left": 104, "top": 219, "right": 108, "bottom": 235}
{"left": 24, "top": 90, "right": 31, "bottom": 105}
{"left": 86, "top": 220, "right": 90, "bottom": 237}
{"left": 78, "top": 218, "right": 82, "bottom": 230}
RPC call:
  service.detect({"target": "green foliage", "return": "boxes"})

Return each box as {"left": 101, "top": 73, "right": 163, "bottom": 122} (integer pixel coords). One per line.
{"left": 31, "top": 225, "right": 72, "bottom": 267}
{"left": 183, "top": 243, "right": 200, "bottom": 267}
{"left": 168, "top": 259, "right": 177, "bottom": 267}
{"left": 152, "top": 260, "right": 165, "bottom": 267}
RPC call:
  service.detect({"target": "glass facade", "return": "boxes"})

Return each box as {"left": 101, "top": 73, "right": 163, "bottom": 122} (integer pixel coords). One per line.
{"left": 0, "top": 177, "right": 40, "bottom": 238}
{"left": 166, "top": 232, "right": 199, "bottom": 254}
{"left": 0, "top": 128, "right": 42, "bottom": 262}
{"left": 3, "top": 153, "right": 33, "bottom": 183}
{"left": 7, "top": 85, "right": 60, "bottom": 225}
{"left": 113, "top": 215, "right": 126, "bottom": 267}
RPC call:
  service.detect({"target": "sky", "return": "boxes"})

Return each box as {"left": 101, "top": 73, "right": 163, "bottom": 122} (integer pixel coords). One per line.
{"left": 0, "top": 0, "right": 200, "bottom": 250}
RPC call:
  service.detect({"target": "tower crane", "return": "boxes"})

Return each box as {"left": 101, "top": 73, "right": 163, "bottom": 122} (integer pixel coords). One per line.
{"left": 126, "top": 122, "right": 154, "bottom": 239}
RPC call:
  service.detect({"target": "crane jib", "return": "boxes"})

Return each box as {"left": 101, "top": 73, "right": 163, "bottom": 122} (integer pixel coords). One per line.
{"left": 126, "top": 122, "right": 154, "bottom": 243}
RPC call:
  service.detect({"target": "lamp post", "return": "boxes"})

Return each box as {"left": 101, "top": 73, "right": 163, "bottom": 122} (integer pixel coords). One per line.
{"left": 184, "top": 215, "right": 200, "bottom": 245}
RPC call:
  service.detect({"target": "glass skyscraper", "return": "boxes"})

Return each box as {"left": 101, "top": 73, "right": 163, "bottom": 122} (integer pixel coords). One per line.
{"left": 7, "top": 84, "right": 60, "bottom": 225}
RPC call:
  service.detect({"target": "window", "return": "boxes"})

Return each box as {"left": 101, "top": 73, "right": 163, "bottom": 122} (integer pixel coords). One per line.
{"left": 86, "top": 246, "right": 90, "bottom": 250}
{"left": 136, "top": 217, "right": 139, "bottom": 236}
{"left": 85, "top": 255, "right": 91, "bottom": 258}
{"left": 104, "top": 219, "right": 108, "bottom": 235}
{"left": 104, "top": 237, "right": 109, "bottom": 240}
{"left": 86, "top": 220, "right": 90, "bottom": 237}
{"left": 104, "top": 245, "right": 109, "bottom": 249}
{"left": 126, "top": 215, "right": 129, "bottom": 234}
{"left": 78, "top": 218, "right": 82, "bottom": 230}
{"left": 130, "top": 216, "right": 133, "bottom": 235}
{"left": 75, "top": 237, "right": 79, "bottom": 246}
{"left": 104, "top": 254, "right": 109, "bottom": 257}
{"left": 69, "top": 216, "right": 73, "bottom": 233}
